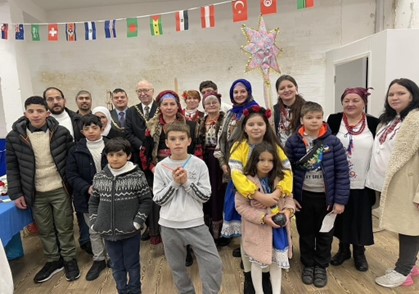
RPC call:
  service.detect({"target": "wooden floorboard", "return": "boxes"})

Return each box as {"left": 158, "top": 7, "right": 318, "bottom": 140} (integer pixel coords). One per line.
{"left": 9, "top": 217, "right": 419, "bottom": 293}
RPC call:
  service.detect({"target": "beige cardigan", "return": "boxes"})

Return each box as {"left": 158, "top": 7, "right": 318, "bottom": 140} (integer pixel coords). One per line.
{"left": 379, "top": 110, "right": 419, "bottom": 236}
{"left": 235, "top": 176, "right": 295, "bottom": 265}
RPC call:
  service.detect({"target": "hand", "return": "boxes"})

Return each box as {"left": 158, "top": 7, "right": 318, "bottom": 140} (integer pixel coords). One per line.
{"left": 282, "top": 209, "right": 291, "bottom": 225}
{"left": 253, "top": 191, "right": 279, "bottom": 207}
{"left": 294, "top": 199, "right": 302, "bottom": 212}
{"left": 15, "top": 196, "right": 28, "bottom": 209}
{"left": 221, "top": 164, "right": 229, "bottom": 176}
{"left": 88, "top": 186, "right": 94, "bottom": 196}
{"left": 151, "top": 166, "right": 156, "bottom": 174}
{"left": 264, "top": 214, "right": 281, "bottom": 229}
{"left": 333, "top": 203, "right": 345, "bottom": 214}
{"left": 173, "top": 167, "right": 188, "bottom": 185}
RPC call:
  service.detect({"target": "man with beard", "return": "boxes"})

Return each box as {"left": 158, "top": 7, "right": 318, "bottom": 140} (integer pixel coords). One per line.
{"left": 75, "top": 90, "right": 93, "bottom": 116}
{"left": 43, "top": 87, "right": 91, "bottom": 255}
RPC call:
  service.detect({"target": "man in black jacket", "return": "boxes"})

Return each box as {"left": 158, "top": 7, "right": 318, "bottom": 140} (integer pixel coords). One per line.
{"left": 43, "top": 87, "right": 91, "bottom": 255}
{"left": 6, "top": 96, "right": 80, "bottom": 283}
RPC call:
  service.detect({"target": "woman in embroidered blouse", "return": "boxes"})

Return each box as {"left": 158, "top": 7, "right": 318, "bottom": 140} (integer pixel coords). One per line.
{"left": 182, "top": 90, "right": 204, "bottom": 122}
{"left": 198, "top": 91, "right": 228, "bottom": 246}
{"left": 327, "top": 88, "right": 379, "bottom": 272}
{"left": 372, "top": 78, "right": 419, "bottom": 288}
{"left": 141, "top": 90, "right": 201, "bottom": 248}
{"left": 273, "top": 75, "right": 306, "bottom": 146}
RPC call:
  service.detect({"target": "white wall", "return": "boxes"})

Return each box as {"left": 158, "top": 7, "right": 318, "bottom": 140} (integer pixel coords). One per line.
{"left": 1, "top": 0, "right": 381, "bottom": 136}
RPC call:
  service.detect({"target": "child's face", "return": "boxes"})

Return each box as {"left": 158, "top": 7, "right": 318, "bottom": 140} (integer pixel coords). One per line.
{"left": 244, "top": 114, "right": 266, "bottom": 144}
{"left": 81, "top": 123, "right": 102, "bottom": 141}
{"left": 165, "top": 131, "right": 191, "bottom": 159}
{"left": 107, "top": 150, "right": 131, "bottom": 169}
{"left": 257, "top": 151, "right": 274, "bottom": 178}
{"left": 300, "top": 111, "right": 323, "bottom": 134}
{"left": 24, "top": 104, "right": 49, "bottom": 129}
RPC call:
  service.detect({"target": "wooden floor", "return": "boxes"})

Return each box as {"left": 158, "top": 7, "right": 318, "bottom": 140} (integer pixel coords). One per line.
{"left": 9, "top": 217, "right": 419, "bottom": 294}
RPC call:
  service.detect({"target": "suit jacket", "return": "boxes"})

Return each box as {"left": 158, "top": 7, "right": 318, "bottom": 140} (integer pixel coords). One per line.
{"left": 138, "top": 101, "right": 158, "bottom": 121}
{"left": 110, "top": 109, "right": 123, "bottom": 128}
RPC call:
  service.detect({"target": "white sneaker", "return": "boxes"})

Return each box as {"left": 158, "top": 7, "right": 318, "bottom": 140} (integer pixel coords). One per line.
{"left": 376, "top": 270, "right": 408, "bottom": 288}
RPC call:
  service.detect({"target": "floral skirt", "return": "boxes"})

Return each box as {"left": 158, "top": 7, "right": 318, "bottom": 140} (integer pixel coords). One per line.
{"left": 221, "top": 181, "right": 241, "bottom": 238}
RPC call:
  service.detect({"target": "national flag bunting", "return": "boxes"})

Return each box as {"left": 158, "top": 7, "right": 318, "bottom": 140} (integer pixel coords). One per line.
{"left": 150, "top": 16, "right": 163, "bottom": 36}
{"left": 15, "top": 24, "right": 24, "bottom": 40}
{"left": 1, "top": 24, "right": 8, "bottom": 40}
{"left": 104, "top": 20, "right": 116, "bottom": 38}
{"left": 232, "top": 0, "right": 248, "bottom": 23}
{"left": 31, "top": 24, "right": 40, "bottom": 41}
{"left": 176, "top": 10, "right": 189, "bottom": 32}
{"left": 297, "top": 0, "right": 315, "bottom": 9}
{"left": 65, "top": 23, "right": 76, "bottom": 41}
{"left": 201, "top": 5, "right": 215, "bottom": 29}
{"left": 48, "top": 24, "right": 59, "bottom": 41}
{"left": 85, "top": 21, "right": 96, "bottom": 40}
{"left": 261, "top": 0, "right": 277, "bottom": 15}
{"left": 127, "top": 18, "right": 138, "bottom": 38}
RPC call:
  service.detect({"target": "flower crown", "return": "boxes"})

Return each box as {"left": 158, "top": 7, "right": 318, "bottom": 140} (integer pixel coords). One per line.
{"left": 243, "top": 105, "right": 272, "bottom": 119}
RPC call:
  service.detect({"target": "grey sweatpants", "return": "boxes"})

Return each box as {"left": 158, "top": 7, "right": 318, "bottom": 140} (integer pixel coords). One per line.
{"left": 161, "top": 225, "right": 223, "bottom": 294}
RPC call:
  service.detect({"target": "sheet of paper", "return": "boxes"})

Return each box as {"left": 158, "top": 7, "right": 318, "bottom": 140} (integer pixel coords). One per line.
{"left": 319, "top": 211, "right": 337, "bottom": 233}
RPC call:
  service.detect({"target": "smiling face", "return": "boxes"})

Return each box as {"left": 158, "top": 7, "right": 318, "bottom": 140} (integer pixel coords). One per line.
{"left": 203, "top": 96, "right": 221, "bottom": 115}
{"left": 387, "top": 83, "right": 413, "bottom": 114}
{"left": 185, "top": 95, "right": 200, "bottom": 111}
{"left": 94, "top": 112, "right": 109, "bottom": 128}
{"left": 300, "top": 111, "right": 323, "bottom": 134}
{"left": 277, "top": 80, "right": 298, "bottom": 105}
{"left": 165, "top": 130, "right": 191, "bottom": 160}
{"left": 136, "top": 81, "right": 154, "bottom": 106}
{"left": 256, "top": 151, "right": 274, "bottom": 179}
{"left": 76, "top": 93, "right": 92, "bottom": 112}
{"left": 342, "top": 93, "right": 365, "bottom": 118}
{"left": 159, "top": 98, "right": 179, "bottom": 120}
{"left": 233, "top": 84, "right": 248, "bottom": 105}
{"left": 25, "top": 104, "right": 49, "bottom": 129}
{"left": 244, "top": 114, "right": 267, "bottom": 145}
{"left": 112, "top": 91, "right": 128, "bottom": 111}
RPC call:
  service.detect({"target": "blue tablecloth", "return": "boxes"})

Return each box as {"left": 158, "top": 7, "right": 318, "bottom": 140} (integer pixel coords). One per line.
{"left": 0, "top": 196, "right": 32, "bottom": 246}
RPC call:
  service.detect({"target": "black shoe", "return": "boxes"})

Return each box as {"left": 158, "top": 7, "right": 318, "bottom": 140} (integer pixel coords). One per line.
{"left": 141, "top": 229, "right": 150, "bottom": 241}
{"left": 216, "top": 237, "right": 231, "bottom": 247}
{"left": 232, "top": 247, "right": 241, "bottom": 258}
{"left": 243, "top": 271, "right": 255, "bottom": 294}
{"left": 80, "top": 242, "right": 93, "bottom": 255}
{"left": 313, "top": 266, "right": 328, "bottom": 288}
{"left": 262, "top": 272, "right": 272, "bottom": 294}
{"left": 301, "top": 266, "right": 314, "bottom": 285}
{"left": 86, "top": 260, "right": 107, "bottom": 281}
{"left": 353, "top": 245, "right": 369, "bottom": 272}
{"left": 34, "top": 260, "right": 64, "bottom": 283}
{"left": 64, "top": 258, "right": 81, "bottom": 281}
{"left": 185, "top": 245, "right": 193, "bottom": 267}
{"left": 330, "top": 243, "right": 351, "bottom": 266}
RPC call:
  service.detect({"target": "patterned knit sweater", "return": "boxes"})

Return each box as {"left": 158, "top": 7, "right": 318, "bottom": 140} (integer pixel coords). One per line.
{"left": 89, "top": 165, "right": 152, "bottom": 241}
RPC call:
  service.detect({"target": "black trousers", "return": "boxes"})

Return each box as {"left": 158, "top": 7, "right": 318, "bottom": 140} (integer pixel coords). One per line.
{"left": 295, "top": 190, "right": 334, "bottom": 268}
{"left": 395, "top": 234, "right": 419, "bottom": 276}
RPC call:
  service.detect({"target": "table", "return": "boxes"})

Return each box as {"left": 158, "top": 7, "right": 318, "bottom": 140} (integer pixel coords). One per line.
{"left": 0, "top": 196, "right": 32, "bottom": 246}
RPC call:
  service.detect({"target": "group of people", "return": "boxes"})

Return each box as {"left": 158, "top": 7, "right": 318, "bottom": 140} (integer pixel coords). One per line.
{"left": 5, "top": 75, "right": 419, "bottom": 294}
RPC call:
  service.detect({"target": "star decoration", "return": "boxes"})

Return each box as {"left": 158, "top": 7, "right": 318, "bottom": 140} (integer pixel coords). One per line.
{"left": 241, "top": 16, "right": 281, "bottom": 75}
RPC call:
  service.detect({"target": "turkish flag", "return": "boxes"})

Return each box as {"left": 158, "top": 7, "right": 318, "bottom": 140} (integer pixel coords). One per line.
{"left": 260, "top": 0, "right": 277, "bottom": 15}
{"left": 232, "top": 0, "right": 248, "bottom": 23}
{"left": 48, "top": 24, "right": 59, "bottom": 41}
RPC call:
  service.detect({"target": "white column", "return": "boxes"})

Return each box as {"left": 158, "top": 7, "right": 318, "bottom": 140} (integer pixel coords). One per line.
{"left": 395, "top": 0, "right": 419, "bottom": 28}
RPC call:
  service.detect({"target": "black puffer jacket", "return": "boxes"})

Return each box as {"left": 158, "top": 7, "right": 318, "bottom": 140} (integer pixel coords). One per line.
{"left": 6, "top": 116, "right": 74, "bottom": 206}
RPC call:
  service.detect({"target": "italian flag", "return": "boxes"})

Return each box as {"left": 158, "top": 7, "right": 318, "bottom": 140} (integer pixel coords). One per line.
{"left": 297, "top": 0, "right": 315, "bottom": 9}
{"left": 150, "top": 15, "right": 163, "bottom": 36}
{"left": 201, "top": 5, "right": 215, "bottom": 29}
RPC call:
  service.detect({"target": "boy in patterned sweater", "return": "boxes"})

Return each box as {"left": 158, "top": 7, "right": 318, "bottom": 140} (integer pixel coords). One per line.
{"left": 153, "top": 123, "right": 223, "bottom": 294}
{"left": 89, "top": 137, "right": 152, "bottom": 294}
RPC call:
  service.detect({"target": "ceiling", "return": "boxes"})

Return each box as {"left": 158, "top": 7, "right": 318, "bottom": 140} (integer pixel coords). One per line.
{"left": 30, "top": 0, "right": 169, "bottom": 11}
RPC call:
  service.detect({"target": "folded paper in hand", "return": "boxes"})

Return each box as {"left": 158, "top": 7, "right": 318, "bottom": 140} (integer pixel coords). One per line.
{"left": 319, "top": 211, "right": 337, "bottom": 233}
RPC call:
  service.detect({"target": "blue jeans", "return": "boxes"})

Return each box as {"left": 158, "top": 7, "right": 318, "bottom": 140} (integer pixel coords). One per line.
{"left": 105, "top": 234, "right": 141, "bottom": 294}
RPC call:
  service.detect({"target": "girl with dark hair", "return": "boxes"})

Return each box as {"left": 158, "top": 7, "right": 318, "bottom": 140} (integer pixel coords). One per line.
{"left": 327, "top": 87, "right": 379, "bottom": 272}
{"left": 273, "top": 75, "right": 306, "bottom": 146}
{"left": 236, "top": 142, "right": 295, "bottom": 294}
{"left": 228, "top": 106, "right": 293, "bottom": 293}
{"left": 368, "top": 78, "right": 419, "bottom": 288}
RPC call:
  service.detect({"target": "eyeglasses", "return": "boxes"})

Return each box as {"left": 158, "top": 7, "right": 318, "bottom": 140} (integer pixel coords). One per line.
{"left": 46, "top": 96, "right": 64, "bottom": 103}
{"left": 136, "top": 89, "right": 152, "bottom": 94}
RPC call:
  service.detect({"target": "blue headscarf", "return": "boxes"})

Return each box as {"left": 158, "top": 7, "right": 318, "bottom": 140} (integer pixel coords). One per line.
{"left": 229, "top": 79, "right": 259, "bottom": 119}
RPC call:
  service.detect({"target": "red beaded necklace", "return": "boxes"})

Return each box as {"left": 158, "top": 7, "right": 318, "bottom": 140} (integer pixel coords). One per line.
{"left": 343, "top": 113, "right": 366, "bottom": 135}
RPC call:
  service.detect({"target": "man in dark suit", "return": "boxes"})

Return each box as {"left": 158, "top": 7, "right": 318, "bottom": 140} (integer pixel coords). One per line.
{"left": 110, "top": 88, "right": 129, "bottom": 128}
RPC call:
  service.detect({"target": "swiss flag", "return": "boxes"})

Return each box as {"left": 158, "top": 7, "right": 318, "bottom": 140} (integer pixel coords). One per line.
{"left": 232, "top": 0, "right": 248, "bottom": 23}
{"left": 260, "top": 0, "right": 277, "bottom": 15}
{"left": 48, "top": 24, "right": 59, "bottom": 41}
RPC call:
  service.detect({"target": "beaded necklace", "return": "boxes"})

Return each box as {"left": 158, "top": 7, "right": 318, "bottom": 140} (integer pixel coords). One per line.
{"left": 343, "top": 113, "right": 366, "bottom": 155}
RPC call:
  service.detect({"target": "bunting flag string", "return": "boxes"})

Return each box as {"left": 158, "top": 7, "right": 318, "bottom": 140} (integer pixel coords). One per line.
{"left": 0, "top": 0, "right": 315, "bottom": 42}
